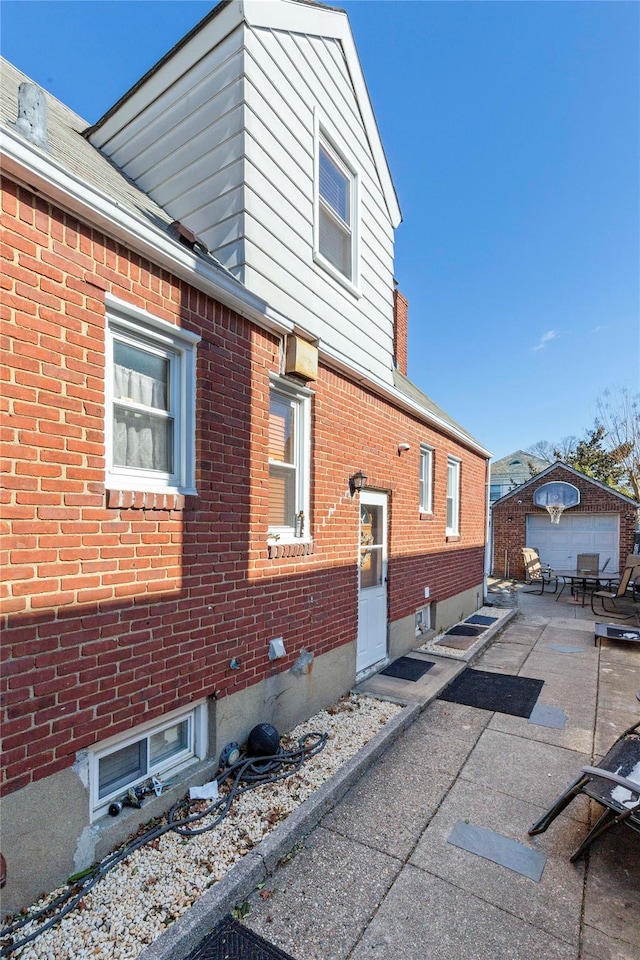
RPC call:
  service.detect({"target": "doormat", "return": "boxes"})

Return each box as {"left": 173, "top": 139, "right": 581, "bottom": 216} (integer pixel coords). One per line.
{"left": 438, "top": 669, "right": 544, "bottom": 718}
{"left": 434, "top": 634, "right": 477, "bottom": 651}
{"left": 445, "top": 624, "right": 488, "bottom": 637}
{"left": 380, "top": 657, "right": 435, "bottom": 681}
{"left": 184, "top": 914, "right": 296, "bottom": 960}
{"left": 466, "top": 614, "right": 498, "bottom": 626}
{"left": 447, "top": 820, "right": 546, "bottom": 882}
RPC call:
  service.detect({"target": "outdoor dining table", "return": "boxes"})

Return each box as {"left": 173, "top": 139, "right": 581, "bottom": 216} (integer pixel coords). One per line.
{"left": 553, "top": 570, "right": 612, "bottom": 606}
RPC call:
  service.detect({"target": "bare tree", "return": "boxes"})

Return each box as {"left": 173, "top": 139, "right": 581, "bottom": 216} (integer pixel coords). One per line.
{"left": 527, "top": 436, "right": 577, "bottom": 463}
{"left": 595, "top": 386, "right": 640, "bottom": 501}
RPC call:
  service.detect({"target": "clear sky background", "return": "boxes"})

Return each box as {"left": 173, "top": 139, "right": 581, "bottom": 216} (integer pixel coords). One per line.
{"left": 2, "top": 0, "right": 638, "bottom": 459}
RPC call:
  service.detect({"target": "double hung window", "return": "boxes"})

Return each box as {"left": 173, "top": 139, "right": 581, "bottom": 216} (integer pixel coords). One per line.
{"left": 316, "top": 129, "right": 358, "bottom": 286}
{"left": 106, "top": 300, "right": 198, "bottom": 493}
{"left": 446, "top": 456, "right": 461, "bottom": 536}
{"left": 419, "top": 445, "right": 434, "bottom": 513}
{"left": 268, "top": 379, "right": 311, "bottom": 539}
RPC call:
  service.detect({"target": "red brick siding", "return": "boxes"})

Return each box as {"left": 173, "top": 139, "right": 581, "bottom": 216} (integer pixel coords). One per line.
{"left": 1, "top": 178, "right": 488, "bottom": 796}
{"left": 393, "top": 288, "right": 408, "bottom": 376}
{"left": 492, "top": 464, "right": 636, "bottom": 581}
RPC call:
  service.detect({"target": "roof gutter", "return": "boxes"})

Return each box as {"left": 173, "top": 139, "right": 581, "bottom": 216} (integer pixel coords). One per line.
{"left": 1, "top": 125, "right": 489, "bottom": 458}
{"left": 0, "top": 125, "right": 294, "bottom": 337}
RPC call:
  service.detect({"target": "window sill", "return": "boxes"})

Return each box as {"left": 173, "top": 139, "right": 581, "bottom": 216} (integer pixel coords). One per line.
{"left": 267, "top": 540, "right": 314, "bottom": 559}
{"left": 445, "top": 533, "right": 461, "bottom": 543}
{"left": 313, "top": 251, "right": 362, "bottom": 299}
{"left": 106, "top": 489, "right": 187, "bottom": 511}
{"left": 419, "top": 510, "right": 433, "bottom": 519}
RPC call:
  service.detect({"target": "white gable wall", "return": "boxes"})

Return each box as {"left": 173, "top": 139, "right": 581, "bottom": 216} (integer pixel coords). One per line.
{"left": 241, "top": 25, "right": 395, "bottom": 383}
{"left": 89, "top": 2, "right": 399, "bottom": 386}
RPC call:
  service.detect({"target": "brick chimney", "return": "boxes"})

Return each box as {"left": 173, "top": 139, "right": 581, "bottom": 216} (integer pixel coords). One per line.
{"left": 393, "top": 286, "right": 408, "bottom": 375}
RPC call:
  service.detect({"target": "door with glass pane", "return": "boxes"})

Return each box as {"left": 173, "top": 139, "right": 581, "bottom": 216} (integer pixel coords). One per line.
{"left": 357, "top": 491, "right": 388, "bottom": 674}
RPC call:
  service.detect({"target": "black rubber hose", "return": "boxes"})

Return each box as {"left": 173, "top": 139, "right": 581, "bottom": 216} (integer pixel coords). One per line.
{"left": 0, "top": 732, "right": 327, "bottom": 957}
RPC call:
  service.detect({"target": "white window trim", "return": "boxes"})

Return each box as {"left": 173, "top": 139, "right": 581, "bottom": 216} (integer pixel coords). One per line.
{"left": 89, "top": 701, "right": 207, "bottom": 820}
{"left": 419, "top": 444, "right": 434, "bottom": 514}
{"left": 446, "top": 456, "right": 461, "bottom": 536}
{"left": 105, "top": 296, "right": 199, "bottom": 495}
{"left": 415, "top": 604, "right": 431, "bottom": 637}
{"left": 268, "top": 374, "right": 312, "bottom": 543}
{"left": 313, "top": 111, "right": 360, "bottom": 296}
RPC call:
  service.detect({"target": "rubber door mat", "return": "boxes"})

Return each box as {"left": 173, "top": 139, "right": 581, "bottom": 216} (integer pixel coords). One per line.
{"left": 466, "top": 614, "right": 499, "bottom": 626}
{"left": 438, "top": 669, "right": 544, "bottom": 718}
{"left": 444, "top": 624, "right": 487, "bottom": 637}
{"left": 380, "top": 657, "right": 435, "bottom": 681}
{"left": 184, "top": 914, "right": 296, "bottom": 960}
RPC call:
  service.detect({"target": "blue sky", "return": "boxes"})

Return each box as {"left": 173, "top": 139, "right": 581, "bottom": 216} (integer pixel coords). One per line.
{"left": 2, "top": 0, "right": 638, "bottom": 459}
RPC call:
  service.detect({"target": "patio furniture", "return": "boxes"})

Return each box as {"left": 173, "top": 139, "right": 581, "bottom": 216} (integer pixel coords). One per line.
{"left": 590, "top": 558, "right": 640, "bottom": 619}
{"left": 595, "top": 622, "right": 640, "bottom": 647}
{"left": 576, "top": 553, "right": 599, "bottom": 574}
{"left": 521, "top": 547, "right": 558, "bottom": 594}
{"left": 529, "top": 720, "right": 640, "bottom": 861}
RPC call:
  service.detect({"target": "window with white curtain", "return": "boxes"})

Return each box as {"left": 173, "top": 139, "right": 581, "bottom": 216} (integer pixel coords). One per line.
{"left": 106, "top": 302, "right": 198, "bottom": 493}
{"left": 446, "top": 456, "right": 461, "bottom": 536}
{"left": 268, "top": 378, "right": 311, "bottom": 539}
{"left": 315, "top": 128, "right": 358, "bottom": 287}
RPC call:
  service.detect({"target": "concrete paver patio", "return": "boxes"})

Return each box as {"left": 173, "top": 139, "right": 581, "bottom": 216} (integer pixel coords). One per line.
{"left": 238, "top": 582, "right": 640, "bottom": 960}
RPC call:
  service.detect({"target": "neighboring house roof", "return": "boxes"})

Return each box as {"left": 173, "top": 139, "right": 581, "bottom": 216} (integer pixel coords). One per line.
{"left": 86, "top": 0, "right": 401, "bottom": 229}
{"left": 493, "top": 461, "right": 639, "bottom": 507}
{"left": 491, "top": 450, "right": 549, "bottom": 476}
{"left": 393, "top": 371, "right": 489, "bottom": 457}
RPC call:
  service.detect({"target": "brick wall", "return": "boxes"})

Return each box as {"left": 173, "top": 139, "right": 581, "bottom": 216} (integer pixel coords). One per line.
{"left": 492, "top": 464, "right": 637, "bottom": 581}
{"left": 393, "top": 288, "right": 408, "bottom": 376}
{"left": 1, "top": 177, "right": 488, "bottom": 796}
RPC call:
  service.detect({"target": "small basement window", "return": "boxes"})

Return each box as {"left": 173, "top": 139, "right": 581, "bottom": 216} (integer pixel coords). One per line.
{"left": 415, "top": 605, "right": 431, "bottom": 637}
{"left": 90, "top": 705, "right": 206, "bottom": 819}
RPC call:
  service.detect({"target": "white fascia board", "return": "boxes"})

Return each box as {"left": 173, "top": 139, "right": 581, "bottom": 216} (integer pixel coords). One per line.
{"left": 0, "top": 126, "right": 293, "bottom": 338}
{"left": 88, "top": 3, "right": 245, "bottom": 148}
{"left": 317, "top": 340, "right": 492, "bottom": 459}
{"left": 243, "top": 0, "right": 401, "bottom": 229}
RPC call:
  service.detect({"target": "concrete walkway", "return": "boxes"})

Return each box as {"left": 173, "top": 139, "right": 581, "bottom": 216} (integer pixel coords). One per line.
{"left": 236, "top": 584, "right": 640, "bottom": 960}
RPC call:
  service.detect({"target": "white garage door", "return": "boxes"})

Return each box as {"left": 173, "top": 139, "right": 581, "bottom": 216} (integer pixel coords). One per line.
{"left": 526, "top": 513, "right": 619, "bottom": 573}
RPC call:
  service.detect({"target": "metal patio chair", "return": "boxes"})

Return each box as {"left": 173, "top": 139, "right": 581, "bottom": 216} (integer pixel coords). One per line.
{"left": 521, "top": 547, "right": 558, "bottom": 594}
{"left": 590, "top": 559, "right": 640, "bottom": 619}
{"left": 529, "top": 720, "right": 640, "bottom": 861}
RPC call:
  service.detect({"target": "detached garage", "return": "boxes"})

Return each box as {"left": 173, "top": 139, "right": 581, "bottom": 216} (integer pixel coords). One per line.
{"left": 491, "top": 462, "right": 638, "bottom": 582}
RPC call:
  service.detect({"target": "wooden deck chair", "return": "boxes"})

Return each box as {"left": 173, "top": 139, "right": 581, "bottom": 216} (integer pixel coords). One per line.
{"left": 529, "top": 721, "right": 640, "bottom": 861}
{"left": 590, "top": 563, "right": 638, "bottom": 619}
{"left": 521, "top": 547, "right": 558, "bottom": 594}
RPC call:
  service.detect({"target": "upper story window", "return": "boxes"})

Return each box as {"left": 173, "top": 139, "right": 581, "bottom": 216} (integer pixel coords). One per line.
{"left": 268, "top": 378, "right": 311, "bottom": 540}
{"left": 446, "top": 456, "right": 461, "bottom": 536}
{"left": 314, "top": 122, "right": 359, "bottom": 291}
{"left": 106, "top": 299, "right": 199, "bottom": 494}
{"left": 419, "top": 445, "right": 434, "bottom": 513}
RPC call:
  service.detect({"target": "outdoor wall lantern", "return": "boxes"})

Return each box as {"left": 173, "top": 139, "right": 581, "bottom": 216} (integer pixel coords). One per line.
{"left": 349, "top": 471, "right": 367, "bottom": 496}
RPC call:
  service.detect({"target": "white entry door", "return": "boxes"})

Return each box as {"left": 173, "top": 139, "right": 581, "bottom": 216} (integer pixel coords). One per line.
{"left": 357, "top": 491, "right": 388, "bottom": 674}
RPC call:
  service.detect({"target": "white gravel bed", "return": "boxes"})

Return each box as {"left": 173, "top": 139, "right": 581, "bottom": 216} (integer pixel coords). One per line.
{"left": 5, "top": 693, "right": 401, "bottom": 960}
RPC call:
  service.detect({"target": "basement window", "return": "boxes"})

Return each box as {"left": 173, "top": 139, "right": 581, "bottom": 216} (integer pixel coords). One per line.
{"left": 90, "top": 704, "right": 206, "bottom": 819}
